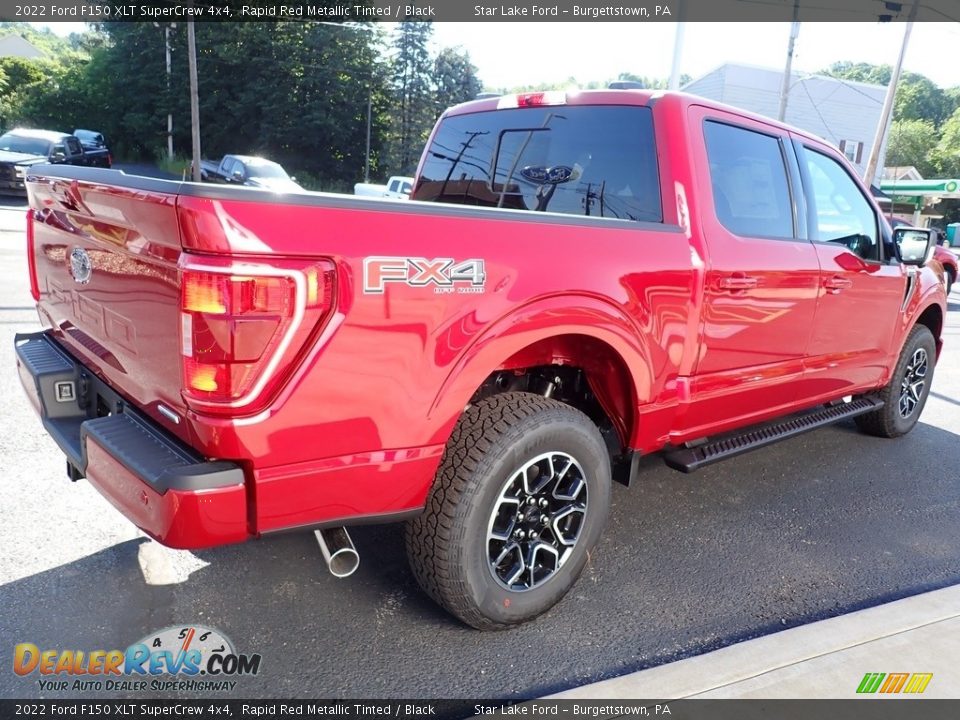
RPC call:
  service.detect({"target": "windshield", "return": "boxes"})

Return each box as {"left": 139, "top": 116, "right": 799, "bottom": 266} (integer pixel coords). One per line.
{"left": 0, "top": 134, "right": 51, "bottom": 157}
{"left": 246, "top": 161, "right": 289, "bottom": 180}
{"left": 414, "top": 105, "right": 662, "bottom": 222}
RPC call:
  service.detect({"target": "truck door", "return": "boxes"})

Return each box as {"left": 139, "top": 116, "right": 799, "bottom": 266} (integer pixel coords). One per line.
{"left": 64, "top": 136, "right": 84, "bottom": 165}
{"left": 792, "top": 138, "right": 906, "bottom": 398}
{"left": 684, "top": 106, "right": 821, "bottom": 432}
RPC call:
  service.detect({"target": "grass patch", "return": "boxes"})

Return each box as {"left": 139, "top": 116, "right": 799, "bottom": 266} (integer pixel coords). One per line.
{"left": 155, "top": 152, "right": 193, "bottom": 179}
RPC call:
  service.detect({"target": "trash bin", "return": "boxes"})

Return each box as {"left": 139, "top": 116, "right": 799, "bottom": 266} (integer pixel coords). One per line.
{"left": 948, "top": 223, "right": 959, "bottom": 247}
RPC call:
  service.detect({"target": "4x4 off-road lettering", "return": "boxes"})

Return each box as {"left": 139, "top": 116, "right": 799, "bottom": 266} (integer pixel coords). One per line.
{"left": 363, "top": 257, "right": 486, "bottom": 294}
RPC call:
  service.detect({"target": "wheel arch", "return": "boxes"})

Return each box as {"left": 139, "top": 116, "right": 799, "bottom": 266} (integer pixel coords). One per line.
{"left": 915, "top": 302, "right": 943, "bottom": 357}
{"left": 426, "top": 296, "right": 655, "bottom": 453}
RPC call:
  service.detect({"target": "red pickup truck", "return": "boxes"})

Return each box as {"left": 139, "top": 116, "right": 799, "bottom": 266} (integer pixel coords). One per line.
{"left": 16, "top": 91, "right": 946, "bottom": 629}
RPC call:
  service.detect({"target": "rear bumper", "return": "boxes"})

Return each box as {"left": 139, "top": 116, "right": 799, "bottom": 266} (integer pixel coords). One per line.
{"left": 14, "top": 331, "right": 249, "bottom": 549}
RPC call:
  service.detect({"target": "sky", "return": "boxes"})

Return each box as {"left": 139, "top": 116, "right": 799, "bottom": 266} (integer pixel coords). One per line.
{"left": 34, "top": 21, "right": 960, "bottom": 91}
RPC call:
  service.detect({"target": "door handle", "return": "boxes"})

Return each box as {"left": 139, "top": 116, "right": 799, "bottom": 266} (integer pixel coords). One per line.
{"left": 718, "top": 275, "right": 759, "bottom": 291}
{"left": 823, "top": 275, "right": 853, "bottom": 293}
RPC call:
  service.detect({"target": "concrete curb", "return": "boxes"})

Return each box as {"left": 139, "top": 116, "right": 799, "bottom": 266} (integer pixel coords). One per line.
{"left": 549, "top": 584, "right": 960, "bottom": 699}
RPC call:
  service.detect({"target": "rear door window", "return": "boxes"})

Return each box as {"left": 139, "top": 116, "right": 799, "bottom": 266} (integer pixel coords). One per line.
{"left": 414, "top": 105, "right": 662, "bottom": 222}
{"left": 703, "top": 121, "right": 795, "bottom": 239}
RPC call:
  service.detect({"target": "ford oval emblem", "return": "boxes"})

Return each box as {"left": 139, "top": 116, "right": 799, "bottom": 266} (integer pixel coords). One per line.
{"left": 520, "top": 165, "right": 575, "bottom": 185}
{"left": 70, "top": 247, "right": 92, "bottom": 285}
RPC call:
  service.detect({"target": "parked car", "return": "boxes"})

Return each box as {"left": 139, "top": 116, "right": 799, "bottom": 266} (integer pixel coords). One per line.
{"left": 15, "top": 91, "right": 946, "bottom": 630}
{"left": 0, "top": 128, "right": 111, "bottom": 194}
{"left": 934, "top": 245, "right": 956, "bottom": 294}
{"left": 887, "top": 218, "right": 955, "bottom": 294}
{"left": 354, "top": 175, "right": 413, "bottom": 199}
{"left": 199, "top": 154, "right": 302, "bottom": 192}
{"left": 73, "top": 129, "right": 108, "bottom": 152}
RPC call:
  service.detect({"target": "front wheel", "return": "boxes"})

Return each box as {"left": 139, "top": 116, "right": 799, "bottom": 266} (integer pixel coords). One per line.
{"left": 406, "top": 392, "right": 611, "bottom": 630}
{"left": 855, "top": 325, "right": 936, "bottom": 438}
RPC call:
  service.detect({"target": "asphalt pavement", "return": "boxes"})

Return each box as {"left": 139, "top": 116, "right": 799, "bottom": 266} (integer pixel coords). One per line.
{"left": 1, "top": 203, "right": 959, "bottom": 700}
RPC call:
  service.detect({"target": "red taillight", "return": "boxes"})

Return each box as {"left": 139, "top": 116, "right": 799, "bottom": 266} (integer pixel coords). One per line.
{"left": 26, "top": 209, "right": 39, "bottom": 301}
{"left": 179, "top": 258, "right": 335, "bottom": 412}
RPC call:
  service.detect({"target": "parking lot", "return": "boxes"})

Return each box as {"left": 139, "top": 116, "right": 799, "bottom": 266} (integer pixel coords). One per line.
{"left": 1, "top": 196, "right": 959, "bottom": 700}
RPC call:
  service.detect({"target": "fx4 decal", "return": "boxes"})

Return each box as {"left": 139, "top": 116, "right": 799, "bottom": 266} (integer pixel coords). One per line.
{"left": 363, "top": 257, "right": 487, "bottom": 294}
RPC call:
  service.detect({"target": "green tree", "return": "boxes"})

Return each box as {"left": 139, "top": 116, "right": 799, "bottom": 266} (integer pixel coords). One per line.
{"left": 822, "top": 61, "right": 891, "bottom": 86}
{"left": 885, "top": 119, "right": 937, "bottom": 177}
{"left": 0, "top": 56, "right": 45, "bottom": 94}
{"left": 433, "top": 47, "right": 482, "bottom": 115}
{"left": 389, "top": 21, "right": 435, "bottom": 175}
{"left": 11, "top": 55, "right": 95, "bottom": 133}
{"left": 931, "top": 108, "right": 960, "bottom": 178}
{"left": 822, "top": 61, "right": 953, "bottom": 126}
{"left": 615, "top": 71, "right": 692, "bottom": 89}
{"left": 75, "top": 19, "right": 389, "bottom": 187}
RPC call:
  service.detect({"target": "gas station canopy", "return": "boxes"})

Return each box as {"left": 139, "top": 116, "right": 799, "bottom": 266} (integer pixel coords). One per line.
{"left": 879, "top": 179, "right": 960, "bottom": 198}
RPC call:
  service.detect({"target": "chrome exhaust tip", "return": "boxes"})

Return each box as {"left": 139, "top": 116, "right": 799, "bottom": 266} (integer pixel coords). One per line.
{"left": 314, "top": 526, "right": 360, "bottom": 578}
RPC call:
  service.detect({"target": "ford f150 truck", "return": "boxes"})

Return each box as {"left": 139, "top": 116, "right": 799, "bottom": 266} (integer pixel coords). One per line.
{"left": 15, "top": 91, "right": 946, "bottom": 629}
{"left": 0, "top": 128, "right": 111, "bottom": 194}
{"left": 199, "top": 154, "right": 303, "bottom": 192}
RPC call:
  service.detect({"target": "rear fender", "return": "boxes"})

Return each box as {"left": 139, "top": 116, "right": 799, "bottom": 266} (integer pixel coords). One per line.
{"left": 427, "top": 295, "right": 654, "bottom": 448}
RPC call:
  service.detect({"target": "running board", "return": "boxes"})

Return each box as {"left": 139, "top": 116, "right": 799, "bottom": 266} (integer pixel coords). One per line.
{"left": 663, "top": 396, "right": 884, "bottom": 473}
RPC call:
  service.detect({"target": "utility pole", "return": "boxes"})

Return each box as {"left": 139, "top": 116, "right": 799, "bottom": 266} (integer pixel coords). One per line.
{"left": 187, "top": 18, "right": 202, "bottom": 182}
{"left": 153, "top": 22, "right": 176, "bottom": 160}
{"left": 165, "top": 24, "right": 175, "bottom": 160}
{"left": 864, "top": 0, "right": 919, "bottom": 186}
{"left": 364, "top": 89, "right": 372, "bottom": 183}
{"left": 668, "top": 3, "right": 685, "bottom": 90}
{"left": 777, "top": 3, "right": 801, "bottom": 121}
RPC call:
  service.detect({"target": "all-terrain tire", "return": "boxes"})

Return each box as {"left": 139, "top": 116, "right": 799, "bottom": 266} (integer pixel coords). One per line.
{"left": 405, "top": 392, "right": 611, "bottom": 630}
{"left": 855, "top": 325, "right": 936, "bottom": 438}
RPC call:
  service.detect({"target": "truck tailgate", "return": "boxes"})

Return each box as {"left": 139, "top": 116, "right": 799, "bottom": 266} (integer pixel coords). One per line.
{"left": 28, "top": 173, "right": 189, "bottom": 439}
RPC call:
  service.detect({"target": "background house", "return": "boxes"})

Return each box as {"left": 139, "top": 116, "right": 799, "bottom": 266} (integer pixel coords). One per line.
{"left": 0, "top": 34, "right": 45, "bottom": 60}
{"left": 683, "top": 63, "right": 887, "bottom": 182}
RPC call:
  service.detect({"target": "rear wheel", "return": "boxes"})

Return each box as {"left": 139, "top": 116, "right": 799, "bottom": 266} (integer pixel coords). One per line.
{"left": 855, "top": 325, "right": 936, "bottom": 438}
{"left": 406, "top": 392, "right": 611, "bottom": 630}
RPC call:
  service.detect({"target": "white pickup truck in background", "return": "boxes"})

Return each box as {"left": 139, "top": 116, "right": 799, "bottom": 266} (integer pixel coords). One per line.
{"left": 353, "top": 175, "right": 414, "bottom": 199}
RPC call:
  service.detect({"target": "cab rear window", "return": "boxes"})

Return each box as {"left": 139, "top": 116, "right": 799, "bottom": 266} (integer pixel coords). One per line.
{"left": 414, "top": 105, "right": 662, "bottom": 222}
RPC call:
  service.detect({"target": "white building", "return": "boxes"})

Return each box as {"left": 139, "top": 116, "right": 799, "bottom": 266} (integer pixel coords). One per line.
{"left": 683, "top": 63, "right": 887, "bottom": 181}
{"left": 0, "top": 35, "right": 45, "bottom": 60}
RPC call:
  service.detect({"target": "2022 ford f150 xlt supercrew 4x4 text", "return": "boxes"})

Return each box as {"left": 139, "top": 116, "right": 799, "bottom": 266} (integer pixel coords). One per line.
{"left": 16, "top": 91, "right": 946, "bottom": 629}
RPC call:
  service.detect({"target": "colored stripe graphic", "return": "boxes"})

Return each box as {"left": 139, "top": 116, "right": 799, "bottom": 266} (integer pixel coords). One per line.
{"left": 904, "top": 673, "right": 933, "bottom": 694}
{"left": 857, "top": 673, "right": 886, "bottom": 693}
{"left": 857, "top": 672, "right": 932, "bottom": 694}
{"left": 880, "top": 673, "right": 909, "bottom": 693}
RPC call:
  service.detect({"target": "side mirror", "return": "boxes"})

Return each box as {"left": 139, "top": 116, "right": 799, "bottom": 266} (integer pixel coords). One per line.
{"left": 232, "top": 169, "right": 244, "bottom": 181}
{"left": 894, "top": 227, "right": 935, "bottom": 267}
